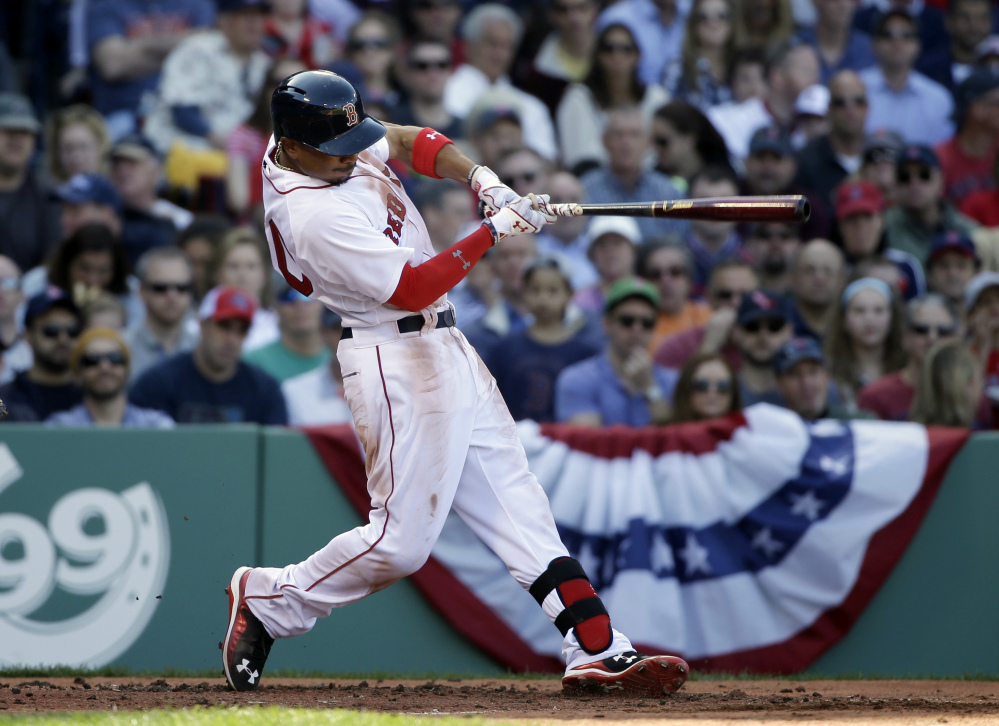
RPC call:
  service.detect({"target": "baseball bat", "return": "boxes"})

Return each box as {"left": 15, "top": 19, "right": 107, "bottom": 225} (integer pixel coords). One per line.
{"left": 543, "top": 195, "right": 810, "bottom": 223}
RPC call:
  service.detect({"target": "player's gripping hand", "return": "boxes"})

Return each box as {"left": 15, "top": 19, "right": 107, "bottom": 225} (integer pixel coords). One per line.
{"left": 468, "top": 165, "right": 519, "bottom": 215}
{"left": 483, "top": 194, "right": 557, "bottom": 244}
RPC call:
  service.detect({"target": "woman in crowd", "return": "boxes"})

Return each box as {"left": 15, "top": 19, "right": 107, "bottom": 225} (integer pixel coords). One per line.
{"left": 45, "top": 104, "right": 110, "bottom": 185}
{"left": 911, "top": 340, "right": 985, "bottom": 428}
{"left": 661, "top": 0, "right": 737, "bottom": 110}
{"left": 670, "top": 352, "right": 742, "bottom": 422}
{"left": 209, "top": 228, "right": 278, "bottom": 352}
{"left": 556, "top": 23, "right": 669, "bottom": 175}
{"left": 332, "top": 11, "right": 402, "bottom": 112}
{"left": 734, "top": 0, "right": 795, "bottom": 52}
{"left": 825, "top": 277, "right": 906, "bottom": 407}
{"left": 857, "top": 294, "right": 959, "bottom": 420}
{"left": 651, "top": 101, "right": 732, "bottom": 192}
{"left": 226, "top": 58, "right": 307, "bottom": 224}
{"left": 488, "top": 257, "right": 601, "bottom": 423}
{"left": 262, "top": 0, "right": 337, "bottom": 68}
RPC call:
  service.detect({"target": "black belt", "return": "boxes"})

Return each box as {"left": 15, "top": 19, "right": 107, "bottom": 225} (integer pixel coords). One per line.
{"left": 341, "top": 309, "right": 456, "bottom": 339}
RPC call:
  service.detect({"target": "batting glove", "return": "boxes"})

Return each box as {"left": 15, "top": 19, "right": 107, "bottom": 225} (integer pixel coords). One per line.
{"left": 468, "top": 165, "right": 519, "bottom": 215}
{"left": 483, "top": 194, "right": 557, "bottom": 244}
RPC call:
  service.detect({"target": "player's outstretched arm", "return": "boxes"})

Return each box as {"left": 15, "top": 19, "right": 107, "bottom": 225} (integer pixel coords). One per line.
{"left": 383, "top": 123, "right": 476, "bottom": 183}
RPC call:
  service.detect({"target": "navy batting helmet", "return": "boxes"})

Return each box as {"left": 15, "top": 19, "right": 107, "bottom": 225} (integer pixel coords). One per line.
{"left": 271, "top": 70, "right": 386, "bottom": 157}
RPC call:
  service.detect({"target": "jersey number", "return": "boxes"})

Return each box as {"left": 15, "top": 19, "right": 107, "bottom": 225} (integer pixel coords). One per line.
{"left": 268, "top": 220, "right": 314, "bottom": 295}
{"left": 382, "top": 194, "right": 406, "bottom": 245}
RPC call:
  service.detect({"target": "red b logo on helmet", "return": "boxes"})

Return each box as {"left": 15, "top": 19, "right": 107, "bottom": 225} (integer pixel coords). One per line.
{"left": 344, "top": 103, "right": 358, "bottom": 126}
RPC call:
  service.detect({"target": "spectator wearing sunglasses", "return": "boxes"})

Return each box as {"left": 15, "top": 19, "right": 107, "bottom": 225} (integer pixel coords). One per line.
{"left": 556, "top": 278, "right": 678, "bottom": 425}
{"left": 124, "top": 247, "right": 199, "bottom": 382}
{"left": 858, "top": 10, "right": 954, "bottom": 147}
{"left": 595, "top": 0, "right": 690, "bottom": 88}
{"left": 857, "top": 293, "right": 959, "bottom": 420}
{"left": 669, "top": 352, "right": 740, "bottom": 423}
{"left": 731, "top": 289, "right": 793, "bottom": 405}
{"left": 394, "top": 39, "right": 464, "bottom": 144}
{"left": 773, "top": 336, "right": 863, "bottom": 420}
{"left": 46, "top": 328, "right": 173, "bottom": 428}
{"left": 743, "top": 221, "right": 801, "bottom": 293}
{"left": 0, "top": 255, "right": 31, "bottom": 385}
{"left": 637, "top": 238, "right": 711, "bottom": 351}
{"left": 884, "top": 145, "right": 979, "bottom": 266}
{"left": 0, "top": 289, "right": 83, "bottom": 422}
{"left": 925, "top": 232, "right": 981, "bottom": 310}
{"left": 854, "top": 1, "right": 949, "bottom": 79}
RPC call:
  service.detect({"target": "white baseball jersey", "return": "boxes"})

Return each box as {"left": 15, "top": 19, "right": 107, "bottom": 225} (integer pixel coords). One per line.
{"left": 261, "top": 135, "right": 446, "bottom": 328}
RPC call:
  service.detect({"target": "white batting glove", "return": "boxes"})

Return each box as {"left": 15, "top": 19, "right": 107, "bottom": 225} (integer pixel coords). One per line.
{"left": 468, "top": 165, "right": 519, "bottom": 215}
{"left": 482, "top": 194, "right": 557, "bottom": 244}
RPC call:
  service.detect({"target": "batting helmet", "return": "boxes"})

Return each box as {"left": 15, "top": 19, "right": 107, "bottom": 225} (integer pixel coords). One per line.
{"left": 271, "top": 70, "right": 386, "bottom": 157}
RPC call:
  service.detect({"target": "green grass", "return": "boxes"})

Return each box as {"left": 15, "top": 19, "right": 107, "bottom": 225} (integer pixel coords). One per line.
{"left": 1, "top": 707, "right": 530, "bottom": 726}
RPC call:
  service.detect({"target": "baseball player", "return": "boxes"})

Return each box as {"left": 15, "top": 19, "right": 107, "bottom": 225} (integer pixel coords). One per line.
{"left": 222, "top": 69, "right": 688, "bottom": 696}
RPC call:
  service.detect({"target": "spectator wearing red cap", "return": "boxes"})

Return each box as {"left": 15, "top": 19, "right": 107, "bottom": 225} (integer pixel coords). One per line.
{"left": 884, "top": 144, "right": 980, "bottom": 266}
{"left": 926, "top": 231, "right": 981, "bottom": 309}
{"left": 129, "top": 285, "right": 287, "bottom": 424}
{"left": 934, "top": 68, "right": 999, "bottom": 208}
{"left": 834, "top": 178, "right": 925, "bottom": 300}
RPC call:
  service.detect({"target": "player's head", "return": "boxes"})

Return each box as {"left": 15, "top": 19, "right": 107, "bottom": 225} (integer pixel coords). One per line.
{"left": 271, "top": 70, "right": 386, "bottom": 183}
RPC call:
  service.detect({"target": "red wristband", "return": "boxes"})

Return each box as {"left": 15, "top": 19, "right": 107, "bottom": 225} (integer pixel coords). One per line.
{"left": 411, "top": 128, "right": 454, "bottom": 179}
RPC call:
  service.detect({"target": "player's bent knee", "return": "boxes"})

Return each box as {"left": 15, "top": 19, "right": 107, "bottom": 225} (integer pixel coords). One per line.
{"left": 529, "top": 556, "right": 612, "bottom": 655}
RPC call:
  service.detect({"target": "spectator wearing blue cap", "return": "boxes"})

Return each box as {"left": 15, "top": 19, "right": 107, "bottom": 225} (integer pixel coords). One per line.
{"left": 281, "top": 308, "right": 353, "bottom": 426}
{"left": 0, "top": 289, "right": 83, "bottom": 422}
{"left": 884, "top": 144, "right": 980, "bottom": 266}
{"left": 87, "top": 0, "right": 214, "bottom": 140}
{"left": 0, "top": 92, "right": 62, "bottom": 273}
{"left": 52, "top": 172, "right": 123, "bottom": 242}
{"left": 934, "top": 67, "right": 999, "bottom": 208}
{"left": 731, "top": 289, "right": 793, "bottom": 405}
{"left": 243, "top": 285, "right": 330, "bottom": 382}
{"left": 774, "top": 336, "right": 869, "bottom": 420}
{"left": 143, "top": 0, "right": 270, "bottom": 155}
{"left": 925, "top": 231, "right": 981, "bottom": 310}
{"left": 858, "top": 10, "right": 954, "bottom": 147}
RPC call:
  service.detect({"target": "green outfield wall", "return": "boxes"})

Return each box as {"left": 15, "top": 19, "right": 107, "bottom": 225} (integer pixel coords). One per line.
{"left": 0, "top": 426, "right": 995, "bottom": 676}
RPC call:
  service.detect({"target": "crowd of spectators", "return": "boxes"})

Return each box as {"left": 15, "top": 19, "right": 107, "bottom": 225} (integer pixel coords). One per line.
{"left": 1, "top": 0, "right": 998, "bottom": 431}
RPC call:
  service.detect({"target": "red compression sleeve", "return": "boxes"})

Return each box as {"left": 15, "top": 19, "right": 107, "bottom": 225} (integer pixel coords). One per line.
{"left": 410, "top": 128, "right": 454, "bottom": 178}
{"left": 387, "top": 225, "right": 493, "bottom": 311}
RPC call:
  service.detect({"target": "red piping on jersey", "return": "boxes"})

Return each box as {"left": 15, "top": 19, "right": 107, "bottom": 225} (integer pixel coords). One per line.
{"left": 251, "top": 346, "right": 398, "bottom": 601}
{"left": 263, "top": 149, "right": 336, "bottom": 195}
{"left": 387, "top": 225, "right": 494, "bottom": 311}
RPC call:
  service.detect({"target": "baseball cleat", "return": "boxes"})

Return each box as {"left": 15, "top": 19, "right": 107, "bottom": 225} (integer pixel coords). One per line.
{"left": 222, "top": 566, "right": 274, "bottom": 692}
{"left": 562, "top": 651, "right": 688, "bottom": 696}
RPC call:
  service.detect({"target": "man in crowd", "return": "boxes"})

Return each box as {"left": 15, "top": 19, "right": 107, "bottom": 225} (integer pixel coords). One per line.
{"left": 143, "top": 0, "right": 270, "bottom": 154}
{"left": 572, "top": 216, "right": 641, "bottom": 314}
{"left": 535, "top": 171, "right": 598, "bottom": 291}
{"left": 110, "top": 134, "right": 193, "bottom": 266}
{"left": 523, "top": 0, "right": 599, "bottom": 113}
{"left": 555, "top": 278, "right": 677, "bottom": 426}
{"left": 655, "top": 258, "right": 759, "bottom": 370}
{"left": 637, "top": 238, "right": 712, "bottom": 351}
{"left": 934, "top": 69, "right": 999, "bottom": 208}
{"left": 917, "top": 0, "right": 995, "bottom": 92}
{"left": 787, "top": 239, "right": 846, "bottom": 342}
{"left": 774, "top": 336, "right": 865, "bottom": 420}
{"left": 581, "top": 108, "right": 686, "bottom": 241}
{"left": 884, "top": 145, "right": 979, "bottom": 265}
{"left": 129, "top": 285, "right": 287, "bottom": 424}
{"left": 732, "top": 289, "right": 793, "bottom": 405}
{"left": 244, "top": 287, "right": 329, "bottom": 383}
{"left": 87, "top": 0, "right": 214, "bottom": 139}
{"left": 859, "top": 128, "right": 906, "bottom": 203}
{"left": 926, "top": 231, "right": 981, "bottom": 312}
{"left": 125, "top": 246, "right": 199, "bottom": 381}
{"left": 0, "top": 92, "right": 60, "bottom": 272}
{"left": 0, "top": 255, "right": 30, "bottom": 383}
{"left": 796, "top": 0, "right": 876, "bottom": 83}
{"left": 0, "top": 289, "right": 83, "bottom": 421}
{"left": 443, "top": 4, "right": 558, "bottom": 160}
{"left": 795, "top": 70, "right": 869, "bottom": 205}
{"left": 47, "top": 328, "right": 174, "bottom": 427}
{"left": 683, "top": 166, "right": 743, "bottom": 295}
{"left": 859, "top": 10, "right": 954, "bottom": 147}
{"left": 743, "top": 222, "right": 801, "bottom": 294}
{"left": 282, "top": 308, "right": 353, "bottom": 426}
{"left": 415, "top": 181, "right": 478, "bottom": 255}
{"left": 393, "top": 38, "right": 464, "bottom": 141}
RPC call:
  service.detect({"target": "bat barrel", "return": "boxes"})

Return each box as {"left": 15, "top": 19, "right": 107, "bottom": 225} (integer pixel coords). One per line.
{"left": 654, "top": 196, "right": 811, "bottom": 223}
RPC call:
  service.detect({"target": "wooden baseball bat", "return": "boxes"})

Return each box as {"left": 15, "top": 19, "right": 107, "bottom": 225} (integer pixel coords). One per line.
{"left": 542, "top": 195, "right": 810, "bottom": 223}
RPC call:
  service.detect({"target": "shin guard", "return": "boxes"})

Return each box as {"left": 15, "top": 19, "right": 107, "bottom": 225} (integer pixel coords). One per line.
{"left": 529, "top": 557, "right": 612, "bottom": 655}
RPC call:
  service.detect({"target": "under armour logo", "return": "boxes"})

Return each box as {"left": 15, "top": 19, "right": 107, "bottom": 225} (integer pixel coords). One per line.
{"left": 512, "top": 220, "right": 528, "bottom": 232}
{"left": 426, "top": 131, "right": 439, "bottom": 140}
{"left": 612, "top": 654, "right": 639, "bottom": 664}
{"left": 236, "top": 659, "right": 259, "bottom": 684}
{"left": 453, "top": 249, "right": 470, "bottom": 269}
